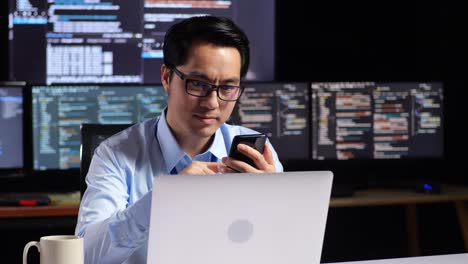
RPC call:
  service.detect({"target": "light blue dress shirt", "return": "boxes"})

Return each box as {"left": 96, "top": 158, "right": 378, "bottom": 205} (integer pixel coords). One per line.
{"left": 75, "top": 112, "right": 283, "bottom": 264}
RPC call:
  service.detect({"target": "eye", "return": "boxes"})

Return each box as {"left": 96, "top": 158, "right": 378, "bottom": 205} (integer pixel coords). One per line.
{"left": 220, "top": 85, "right": 239, "bottom": 92}
{"left": 189, "top": 80, "right": 210, "bottom": 89}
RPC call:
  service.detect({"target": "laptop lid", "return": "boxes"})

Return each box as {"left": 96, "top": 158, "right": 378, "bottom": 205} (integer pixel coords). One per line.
{"left": 147, "top": 170, "right": 333, "bottom": 264}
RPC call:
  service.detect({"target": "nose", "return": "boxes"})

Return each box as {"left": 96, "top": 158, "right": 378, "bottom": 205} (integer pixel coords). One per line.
{"left": 199, "top": 88, "right": 220, "bottom": 109}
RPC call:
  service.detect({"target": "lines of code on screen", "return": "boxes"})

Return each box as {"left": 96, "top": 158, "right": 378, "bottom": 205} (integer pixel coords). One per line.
{"left": 0, "top": 86, "right": 23, "bottom": 169}
{"left": 311, "top": 82, "right": 444, "bottom": 160}
{"left": 9, "top": 0, "right": 275, "bottom": 84}
{"left": 32, "top": 85, "right": 167, "bottom": 170}
{"left": 230, "top": 83, "right": 310, "bottom": 160}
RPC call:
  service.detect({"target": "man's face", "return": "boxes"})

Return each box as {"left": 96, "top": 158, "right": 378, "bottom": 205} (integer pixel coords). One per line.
{"left": 162, "top": 42, "right": 242, "bottom": 142}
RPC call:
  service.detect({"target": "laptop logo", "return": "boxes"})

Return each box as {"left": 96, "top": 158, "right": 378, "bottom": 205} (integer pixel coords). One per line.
{"left": 227, "top": 219, "right": 254, "bottom": 243}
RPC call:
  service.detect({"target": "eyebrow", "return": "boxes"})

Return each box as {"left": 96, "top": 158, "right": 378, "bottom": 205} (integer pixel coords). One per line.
{"left": 187, "top": 71, "right": 240, "bottom": 84}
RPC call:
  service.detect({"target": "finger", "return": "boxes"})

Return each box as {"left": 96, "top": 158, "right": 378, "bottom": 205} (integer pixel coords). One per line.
{"left": 237, "top": 144, "right": 263, "bottom": 161}
{"left": 217, "top": 163, "right": 240, "bottom": 173}
{"left": 222, "top": 157, "right": 243, "bottom": 172}
{"left": 263, "top": 143, "right": 275, "bottom": 165}
{"left": 232, "top": 144, "right": 276, "bottom": 173}
{"left": 203, "top": 167, "right": 217, "bottom": 174}
{"left": 223, "top": 156, "right": 260, "bottom": 173}
{"left": 237, "top": 144, "right": 268, "bottom": 170}
{"left": 181, "top": 162, "right": 218, "bottom": 175}
{"left": 205, "top": 162, "right": 222, "bottom": 173}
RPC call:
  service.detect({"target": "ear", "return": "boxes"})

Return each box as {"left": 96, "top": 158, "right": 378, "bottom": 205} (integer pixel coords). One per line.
{"left": 161, "top": 64, "right": 171, "bottom": 93}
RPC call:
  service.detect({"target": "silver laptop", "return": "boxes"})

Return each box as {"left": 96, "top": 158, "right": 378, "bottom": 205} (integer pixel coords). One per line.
{"left": 147, "top": 171, "right": 333, "bottom": 264}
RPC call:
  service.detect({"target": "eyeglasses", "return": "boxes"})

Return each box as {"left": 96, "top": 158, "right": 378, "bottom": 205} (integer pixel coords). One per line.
{"left": 170, "top": 67, "right": 244, "bottom": 102}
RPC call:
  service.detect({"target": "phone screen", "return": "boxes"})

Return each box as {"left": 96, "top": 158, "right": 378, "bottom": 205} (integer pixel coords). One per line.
{"left": 228, "top": 134, "right": 267, "bottom": 168}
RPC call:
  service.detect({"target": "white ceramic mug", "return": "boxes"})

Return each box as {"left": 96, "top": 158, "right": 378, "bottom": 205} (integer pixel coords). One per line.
{"left": 23, "top": 235, "right": 84, "bottom": 264}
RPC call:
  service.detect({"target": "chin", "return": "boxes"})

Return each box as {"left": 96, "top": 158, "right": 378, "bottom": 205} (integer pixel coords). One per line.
{"left": 193, "top": 125, "right": 219, "bottom": 138}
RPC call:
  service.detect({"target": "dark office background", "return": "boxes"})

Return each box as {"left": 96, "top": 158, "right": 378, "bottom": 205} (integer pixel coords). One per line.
{"left": 1, "top": 1, "right": 467, "bottom": 263}
{"left": 275, "top": 2, "right": 467, "bottom": 184}
{"left": 3, "top": 2, "right": 465, "bottom": 179}
{"left": 273, "top": 3, "right": 467, "bottom": 261}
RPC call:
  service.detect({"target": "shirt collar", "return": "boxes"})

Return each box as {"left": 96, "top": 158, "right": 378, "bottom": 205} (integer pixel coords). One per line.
{"left": 157, "top": 111, "right": 185, "bottom": 174}
{"left": 157, "top": 110, "right": 228, "bottom": 174}
{"left": 208, "top": 129, "right": 228, "bottom": 161}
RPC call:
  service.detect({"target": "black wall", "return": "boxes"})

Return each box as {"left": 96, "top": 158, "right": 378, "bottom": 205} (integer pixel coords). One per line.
{"left": 276, "top": 3, "right": 466, "bottom": 81}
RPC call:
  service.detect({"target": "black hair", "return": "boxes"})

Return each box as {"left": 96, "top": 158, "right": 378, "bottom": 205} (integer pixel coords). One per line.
{"left": 163, "top": 16, "right": 250, "bottom": 78}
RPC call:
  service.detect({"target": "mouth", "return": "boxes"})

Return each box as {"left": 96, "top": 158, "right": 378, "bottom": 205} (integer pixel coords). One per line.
{"left": 194, "top": 114, "right": 219, "bottom": 124}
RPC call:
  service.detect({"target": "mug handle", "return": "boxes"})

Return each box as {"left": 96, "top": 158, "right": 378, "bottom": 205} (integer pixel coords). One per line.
{"left": 23, "top": 241, "right": 40, "bottom": 264}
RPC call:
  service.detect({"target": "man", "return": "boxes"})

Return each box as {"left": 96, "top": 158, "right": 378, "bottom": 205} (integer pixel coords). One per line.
{"left": 75, "top": 16, "right": 283, "bottom": 263}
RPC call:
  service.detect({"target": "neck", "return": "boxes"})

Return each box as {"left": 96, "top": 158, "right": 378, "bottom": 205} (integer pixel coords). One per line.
{"left": 177, "top": 134, "right": 214, "bottom": 158}
{"left": 165, "top": 112, "right": 214, "bottom": 158}
{"left": 167, "top": 124, "right": 213, "bottom": 158}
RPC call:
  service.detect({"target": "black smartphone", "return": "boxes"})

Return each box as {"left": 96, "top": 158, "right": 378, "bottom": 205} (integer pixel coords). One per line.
{"left": 228, "top": 134, "right": 267, "bottom": 168}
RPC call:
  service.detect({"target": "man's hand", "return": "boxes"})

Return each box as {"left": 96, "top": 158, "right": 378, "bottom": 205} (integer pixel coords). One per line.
{"left": 220, "top": 143, "right": 276, "bottom": 173}
{"left": 179, "top": 161, "right": 228, "bottom": 175}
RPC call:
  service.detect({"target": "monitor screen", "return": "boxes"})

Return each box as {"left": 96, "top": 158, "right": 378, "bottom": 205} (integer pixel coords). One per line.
{"left": 0, "top": 82, "right": 24, "bottom": 172}
{"left": 8, "top": 0, "right": 275, "bottom": 84}
{"left": 230, "top": 82, "right": 310, "bottom": 161}
{"left": 311, "top": 82, "right": 444, "bottom": 160}
{"left": 32, "top": 84, "right": 167, "bottom": 170}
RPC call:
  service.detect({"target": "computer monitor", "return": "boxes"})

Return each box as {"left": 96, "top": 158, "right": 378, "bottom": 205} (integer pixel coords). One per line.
{"left": 31, "top": 84, "right": 167, "bottom": 172}
{"left": 229, "top": 82, "right": 310, "bottom": 161}
{"left": 0, "top": 81, "right": 25, "bottom": 177}
{"left": 310, "top": 82, "right": 444, "bottom": 184}
{"left": 8, "top": 0, "right": 275, "bottom": 84}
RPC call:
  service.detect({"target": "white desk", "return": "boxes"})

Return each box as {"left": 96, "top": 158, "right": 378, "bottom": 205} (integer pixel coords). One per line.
{"left": 325, "top": 253, "right": 468, "bottom": 264}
